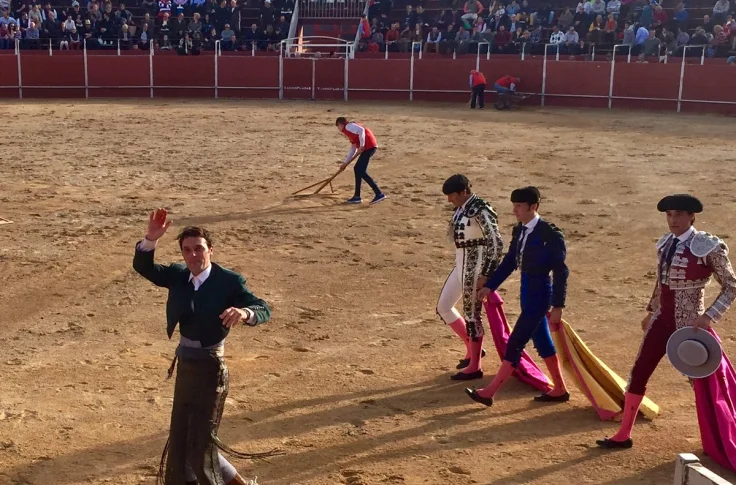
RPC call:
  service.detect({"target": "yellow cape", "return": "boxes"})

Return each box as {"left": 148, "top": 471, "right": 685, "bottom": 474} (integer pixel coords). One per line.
{"left": 550, "top": 319, "right": 659, "bottom": 421}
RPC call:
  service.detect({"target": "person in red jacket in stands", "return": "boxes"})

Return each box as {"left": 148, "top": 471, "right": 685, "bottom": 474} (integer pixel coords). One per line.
{"left": 336, "top": 117, "right": 387, "bottom": 205}
{"left": 469, "top": 69, "right": 487, "bottom": 109}
{"left": 494, "top": 75, "right": 521, "bottom": 110}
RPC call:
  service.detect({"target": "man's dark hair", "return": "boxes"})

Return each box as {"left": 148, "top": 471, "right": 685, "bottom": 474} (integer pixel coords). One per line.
{"left": 335, "top": 116, "right": 348, "bottom": 126}
{"left": 442, "top": 174, "right": 472, "bottom": 195}
{"left": 177, "top": 226, "right": 214, "bottom": 249}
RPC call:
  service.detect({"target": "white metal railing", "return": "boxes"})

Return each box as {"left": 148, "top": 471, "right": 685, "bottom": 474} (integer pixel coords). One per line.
{"left": 281, "top": 35, "right": 349, "bottom": 57}
{"left": 6, "top": 45, "right": 735, "bottom": 112}
{"left": 351, "top": 0, "right": 370, "bottom": 59}
{"left": 677, "top": 45, "right": 707, "bottom": 112}
{"left": 608, "top": 43, "right": 628, "bottom": 109}
{"left": 541, "top": 43, "right": 554, "bottom": 106}
{"left": 299, "top": 0, "right": 365, "bottom": 19}
{"left": 286, "top": 0, "right": 300, "bottom": 55}
{"left": 476, "top": 41, "right": 490, "bottom": 69}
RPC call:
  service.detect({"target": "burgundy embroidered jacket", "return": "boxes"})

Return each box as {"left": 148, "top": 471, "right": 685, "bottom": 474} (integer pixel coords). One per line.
{"left": 647, "top": 229, "right": 736, "bottom": 328}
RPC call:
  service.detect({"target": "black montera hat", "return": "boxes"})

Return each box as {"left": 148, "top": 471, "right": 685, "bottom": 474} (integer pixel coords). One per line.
{"left": 657, "top": 194, "right": 703, "bottom": 213}
{"left": 442, "top": 174, "right": 471, "bottom": 195}
{"left": 510, "top": 186, "right": 541, "bottom": 205}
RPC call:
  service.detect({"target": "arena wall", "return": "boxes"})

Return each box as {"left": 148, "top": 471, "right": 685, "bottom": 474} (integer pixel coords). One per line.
{"left": 0, "top": 51, "right": 734, "bottom": 115}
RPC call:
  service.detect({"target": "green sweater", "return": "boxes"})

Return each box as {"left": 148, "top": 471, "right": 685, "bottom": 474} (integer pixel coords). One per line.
{"left": 133, "top": 245, "right": 271, "bottom": 347}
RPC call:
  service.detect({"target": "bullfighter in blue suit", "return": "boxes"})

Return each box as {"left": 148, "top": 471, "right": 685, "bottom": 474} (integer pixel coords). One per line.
{"left": 465, "top": 186, "right": 571, "bottom": 406}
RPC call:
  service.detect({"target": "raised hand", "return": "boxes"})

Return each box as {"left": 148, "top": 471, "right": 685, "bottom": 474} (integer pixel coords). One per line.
{"left": 146, "top": 208, "right": 172, "bottom": 242}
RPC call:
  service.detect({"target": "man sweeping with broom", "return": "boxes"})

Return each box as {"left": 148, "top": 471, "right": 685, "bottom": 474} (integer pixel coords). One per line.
{"left": 336, "top": 117, "right": 387, "bottom": 205}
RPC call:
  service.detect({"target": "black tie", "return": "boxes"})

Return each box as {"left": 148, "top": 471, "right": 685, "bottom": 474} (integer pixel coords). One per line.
{"left": 516, "top": 226, "right": 528, "bottom": 266}
{"left": 662, "top": 238, "right": 679, "bottom": 280}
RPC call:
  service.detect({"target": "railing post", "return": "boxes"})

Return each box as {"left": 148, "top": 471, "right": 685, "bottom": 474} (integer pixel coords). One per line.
{"left": 609, "top": 44, "right": 624, "bottom": 109}
{"left": 700, "top": 45, "right": 705, "bottom": 65}
{"left": 48, "top": 38, "right": 52, "bottom": 56}
{"left": 252, "top": 40, "right": 255, "bottom": 57}
{"left": 279, "top": 41, "right": 284, "bottom": 100}
{"left": 344, "top": 43, "right": 349, "bottom": 101}
{"left": 149, "top": 43, "right": 154, "bottom": 99}
{"left": 117, "top": 38, "right": 121, "bottom": 56}
{"left": 678, "top": 45, "right": 700, "bottom": 113}
{"left": 214, "top": 39, "right": 219, "bottom": 99}
{"left": 542, "top": 43, "right": 550, "bottom": 107}
{"left": 311, "top": 57, "right": 316, "bottom": 100}
{"left": 409, "top": 42, "right": 416, "bottom": 101}
{"left": 384, "top": 42, "right": 388, "bottom": 59}
{"left": 591, "top": 43, "right": 595, "bottom": 61}
{"left": 520, "top": 42, "right": 525, "bottom": 61}
{"left": 16, "top": 39, "right": 22, "bottom": 99}
{"left": 83, "top": 38, "right": 89, "bottom": 99}
{"left": 477, "top": 42, "right": 489, "bottom": 70}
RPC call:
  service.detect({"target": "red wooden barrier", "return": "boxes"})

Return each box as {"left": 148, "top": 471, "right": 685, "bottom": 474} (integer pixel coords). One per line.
{"left": 218, "top": 56, "right": 279, "bottom": 98}
{"left": 0, "top": 51, "right": 734, "bottom": 115}
{"left": 348, "top": 59, "right": 409, "bottom": 101}
{"left": 545, "top": 61, "right": 609, "bottom": 109}
{"left": 0, "top": 55, "right": 18, "bottom": 99}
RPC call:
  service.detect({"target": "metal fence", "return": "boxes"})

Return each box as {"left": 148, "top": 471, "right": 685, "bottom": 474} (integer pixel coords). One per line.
{"left": 299, "top": 0, "right": 366, "bottom": 18}
{"left": 2, "top": 39, "right": 727, "bottom": 113}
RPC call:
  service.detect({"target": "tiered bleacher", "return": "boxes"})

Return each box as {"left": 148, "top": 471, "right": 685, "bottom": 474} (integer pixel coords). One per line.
{"left": 0, "top": 0, "right": 733, "bottom": 60}
{"left": 356, "top": 0, "right": 735, "bottom": 59}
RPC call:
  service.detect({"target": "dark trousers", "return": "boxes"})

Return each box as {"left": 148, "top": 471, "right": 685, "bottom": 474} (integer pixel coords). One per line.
{"left": 353, "top": 147, "right": 381, "bottom": 198}
{"left": 471, "top": 83, "right": 485, "bottom": 109}
{"left": 163, "top": 349, "right": 229, "bottom": 485}
{"left": 628, "top": 285, "right": 676, "bottom": 395}
{"left": 504, "top": 274, "right": 557, "bottom": 367}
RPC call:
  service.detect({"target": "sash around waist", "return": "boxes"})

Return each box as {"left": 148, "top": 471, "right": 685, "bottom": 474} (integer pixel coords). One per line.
{"left": 175, "top": 345, "right": 225, "bottom": 360}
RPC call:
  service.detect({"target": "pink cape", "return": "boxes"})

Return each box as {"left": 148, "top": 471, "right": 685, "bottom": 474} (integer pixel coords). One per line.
{"left": 693, "top": 328, "right": 736, "bottom": 473}
{"left": 483, "top": 291, "right": 552, "bottom": 393}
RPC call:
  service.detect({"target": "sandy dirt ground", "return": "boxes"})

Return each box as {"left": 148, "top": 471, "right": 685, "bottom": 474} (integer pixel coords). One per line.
{"left": 1, "top": 99, "right": 736, "bottom": 485}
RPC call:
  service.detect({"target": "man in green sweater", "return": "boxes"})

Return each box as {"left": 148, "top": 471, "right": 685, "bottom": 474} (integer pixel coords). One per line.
{"left": 133, "top": 208, "right": 271, "bottom": 485}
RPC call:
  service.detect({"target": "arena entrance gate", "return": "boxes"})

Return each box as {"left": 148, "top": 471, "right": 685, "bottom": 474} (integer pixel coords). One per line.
{"left": 279, "top": 37, "right": 351, "bottom": 101}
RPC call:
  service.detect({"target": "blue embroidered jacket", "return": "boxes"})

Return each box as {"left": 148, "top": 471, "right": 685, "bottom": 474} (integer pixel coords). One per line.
{"left": 484, "top": 218, "right": 569, "bottom": 308}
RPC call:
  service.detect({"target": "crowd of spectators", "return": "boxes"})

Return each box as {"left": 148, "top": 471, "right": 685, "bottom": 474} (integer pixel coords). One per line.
{"left": 358, "top": 0, "right": 736, "bottom": 58}
{"left": 0, "top": 0, "right": 295, "bottom": 52}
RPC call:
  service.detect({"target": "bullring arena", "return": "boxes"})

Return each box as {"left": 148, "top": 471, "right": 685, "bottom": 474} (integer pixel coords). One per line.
{"left": 2, "top": 30, "right": 736, "bottom": 485}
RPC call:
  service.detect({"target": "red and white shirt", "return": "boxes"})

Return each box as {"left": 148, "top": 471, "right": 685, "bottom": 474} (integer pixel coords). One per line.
{"left": 342, "top": 122, "right": 377, "bottom": 163}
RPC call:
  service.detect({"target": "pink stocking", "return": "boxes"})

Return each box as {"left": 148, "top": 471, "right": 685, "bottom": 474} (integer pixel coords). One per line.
{"left": 477, "top": 360, "right": 514, "bottom": 398}
{"left": 462, "top": 337, "right": 484, "bottom": 373}
{"left": 610, "top": 392, "right": 644, "bottom": 441}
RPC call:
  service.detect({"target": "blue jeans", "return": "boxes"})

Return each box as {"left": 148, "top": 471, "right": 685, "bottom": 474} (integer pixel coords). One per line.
{"left": 494, "top": 83, "right": 511, "bottom": 95}
{"left": 504, "top": 273, "right": 557, "bottom": 367}
{"left": 353, "top": 147, "right": 381, "bottom": 198}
